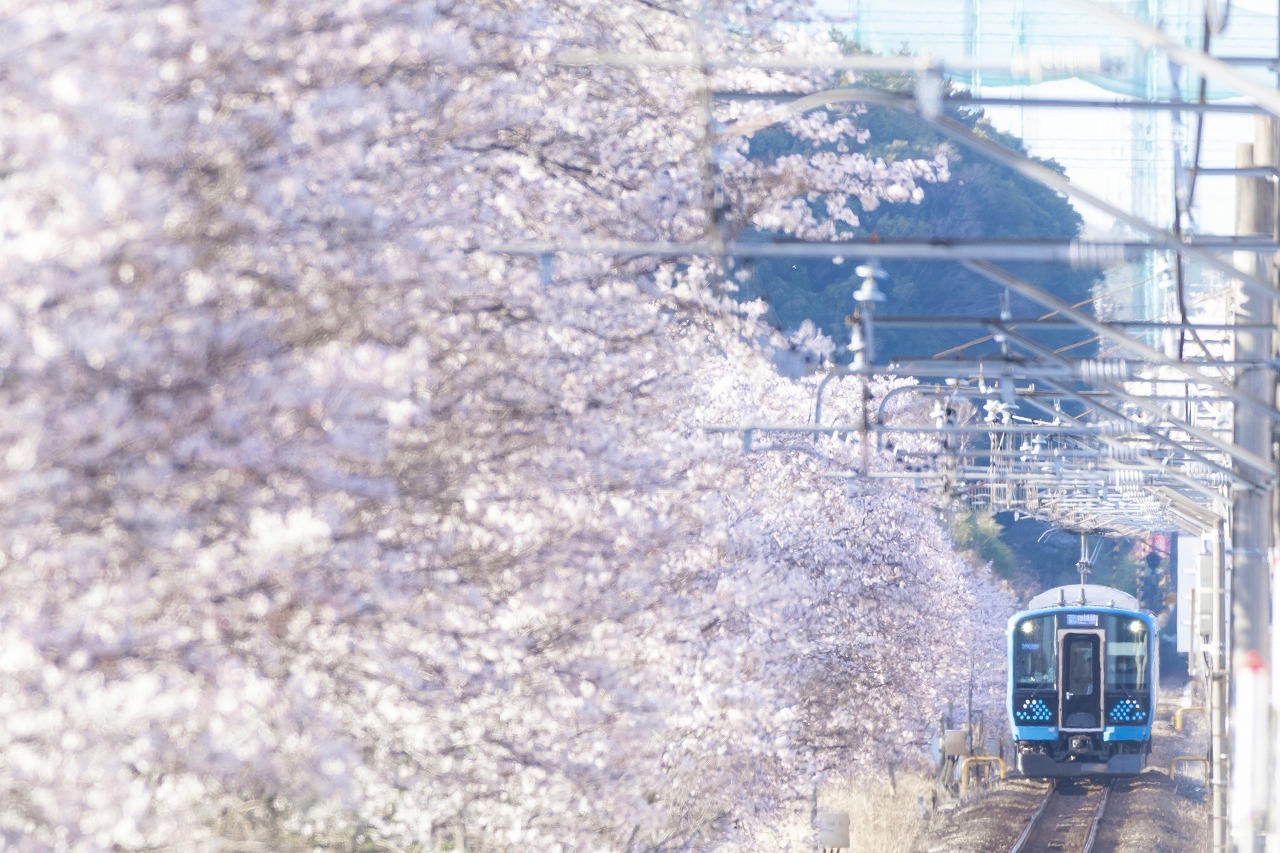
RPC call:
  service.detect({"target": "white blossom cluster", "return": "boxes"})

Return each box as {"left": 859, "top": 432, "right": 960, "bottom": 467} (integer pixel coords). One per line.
{"left": 0, "top": 0, "right": 1012, "bottom": 849}
{"left": 723, "top": 112, "right": 949, "bottom": 240}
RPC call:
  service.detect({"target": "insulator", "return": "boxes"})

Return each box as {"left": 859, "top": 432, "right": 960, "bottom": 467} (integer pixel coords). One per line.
{"left": 1076, "top": 358, "right": 1130, "bottom": 383}
{"left": 1068, "top": 239, "right": 1128, "bottom": 269}
{"left": 1097, "top": 419, "right": 1137, "bottom": 436}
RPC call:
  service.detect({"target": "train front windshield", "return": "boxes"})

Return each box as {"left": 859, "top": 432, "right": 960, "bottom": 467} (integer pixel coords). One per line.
{"left": 1105, "top": 617, "right": 1150, "bottom": 690}
{"left": 1013, "top": 614, "right": 1150, "bottom": 690}
{"left": 1014, "top": 615, "right": 1057, "bottom": 687}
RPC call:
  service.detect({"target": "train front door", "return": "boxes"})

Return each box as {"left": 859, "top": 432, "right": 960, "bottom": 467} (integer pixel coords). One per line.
{"left": 1058, "top": 630, "right": 1104, "bottom": 730}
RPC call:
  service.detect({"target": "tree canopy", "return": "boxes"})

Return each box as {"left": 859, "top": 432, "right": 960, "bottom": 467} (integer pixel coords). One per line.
{"left": 739, "top": 59, "right": 1102, "bottom": 363}
{"left": 0, "top": 2, "right": 1014, "bottom": 848}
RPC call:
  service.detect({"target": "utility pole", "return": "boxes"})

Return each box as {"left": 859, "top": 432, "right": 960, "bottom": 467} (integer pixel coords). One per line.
{"left": 1229, "top": 116, "right": 1278, "bottom": 852}
{"left": 1212, "top": 520, "right": 1229, "bottom": 853}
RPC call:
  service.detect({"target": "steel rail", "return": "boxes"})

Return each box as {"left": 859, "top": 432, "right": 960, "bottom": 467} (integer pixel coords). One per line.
{"left": 1009, "top": 784, "right": 1054, "bottom": 853}
{"left": 1083, "top": 783, "right": 1113, "bottom": 852}
{"left": 1010, "top": 781, "right": 1113, "bottom": 853}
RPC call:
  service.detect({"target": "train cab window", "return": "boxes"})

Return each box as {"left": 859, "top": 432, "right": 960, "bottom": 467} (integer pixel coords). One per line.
{"left": 1013, "top": 616, "right": 1056, "bottom": 687}
{"left": 1104, "top": 616, "right": 1149, "bottom": 690}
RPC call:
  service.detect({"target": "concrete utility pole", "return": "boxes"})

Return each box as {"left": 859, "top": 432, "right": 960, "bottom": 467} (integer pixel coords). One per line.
{"left": 1229, "top": 116, "right": 1279, "bottom": 853}
{"left": 1212, "top": 521, "right": 1229, "bottom": 853}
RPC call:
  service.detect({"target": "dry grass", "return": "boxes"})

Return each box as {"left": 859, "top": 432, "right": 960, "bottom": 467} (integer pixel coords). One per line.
{"left": 821, "top": 769, "right": 942, "bottom": 853}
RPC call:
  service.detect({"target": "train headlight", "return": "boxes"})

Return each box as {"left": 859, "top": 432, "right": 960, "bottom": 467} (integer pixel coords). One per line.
{"left": 1130, "top": 619, "right": 1144, "bottom": 633}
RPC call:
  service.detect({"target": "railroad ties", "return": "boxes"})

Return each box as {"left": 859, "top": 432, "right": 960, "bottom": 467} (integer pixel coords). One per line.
{"left": 1011, "top": 779, "right": 1112, "bottom": 853}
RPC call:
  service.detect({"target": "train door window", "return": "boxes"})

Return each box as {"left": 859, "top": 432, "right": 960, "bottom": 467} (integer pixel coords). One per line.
{"left": 1013, "top": 616, "right": 1056, "bottom": 687}
{"left": 1060, "top": 632, "right": 1103, "bottom": 729}
{"left": 1066, "top": 640, "right": 1096, "bottom": 694}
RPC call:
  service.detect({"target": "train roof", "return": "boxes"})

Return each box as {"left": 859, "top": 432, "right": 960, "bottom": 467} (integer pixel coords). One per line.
{"left": 1024, "top": 584, "right": 1142, "bottom": 612}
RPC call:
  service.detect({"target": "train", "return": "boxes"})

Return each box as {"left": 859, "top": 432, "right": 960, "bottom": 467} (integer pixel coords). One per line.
{"left": 1007, "top": 583, "right": 1159, "bottom": 778}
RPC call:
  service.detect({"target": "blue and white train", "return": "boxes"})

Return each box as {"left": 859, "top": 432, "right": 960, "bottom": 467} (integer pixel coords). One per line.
{"left": 1007, "top": 584, "right": 1159, "bottom": 777}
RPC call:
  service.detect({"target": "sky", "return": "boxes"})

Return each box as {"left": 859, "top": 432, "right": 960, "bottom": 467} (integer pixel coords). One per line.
{"left": 813, "top": 0, "right": 1278, "bottom": 237}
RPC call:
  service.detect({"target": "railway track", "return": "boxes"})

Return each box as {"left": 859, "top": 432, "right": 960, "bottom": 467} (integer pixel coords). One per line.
{"left": 1010, "top": 778, "right": 1112, "bottom": 853}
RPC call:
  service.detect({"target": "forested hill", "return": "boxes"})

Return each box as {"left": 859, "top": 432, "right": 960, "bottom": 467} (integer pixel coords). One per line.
{"left": 738, "top": 67, "right": 1103, "bottom": 363}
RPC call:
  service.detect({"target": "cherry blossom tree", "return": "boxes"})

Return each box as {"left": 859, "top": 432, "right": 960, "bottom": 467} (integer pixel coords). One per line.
{"left": 0, "top": 0, "right": 1011, "bottom": 849}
